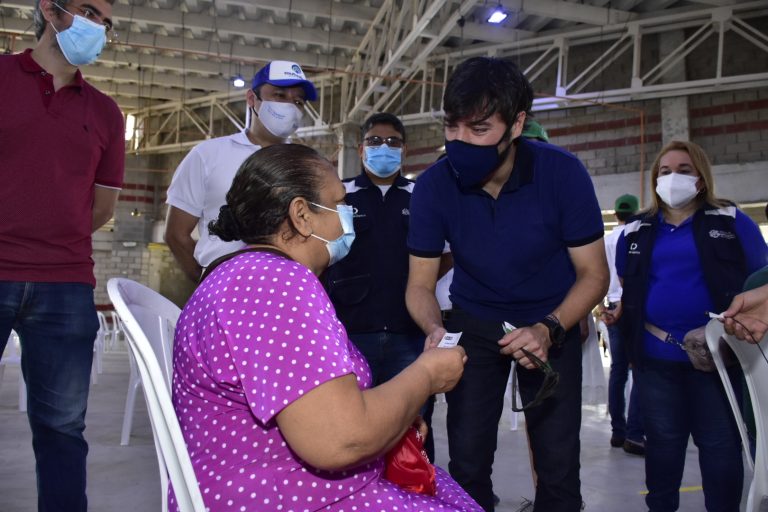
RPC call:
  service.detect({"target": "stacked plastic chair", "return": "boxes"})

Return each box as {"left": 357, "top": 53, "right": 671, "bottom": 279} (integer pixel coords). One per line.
{"left": 0, "top": 331, "right": 26, "bottom": 412}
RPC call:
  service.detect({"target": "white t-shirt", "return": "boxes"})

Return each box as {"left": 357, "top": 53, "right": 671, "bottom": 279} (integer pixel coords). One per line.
{"left": 603, "top": 225, "right": 625, "bottom": 303}
{"left": 166, "top": 131, "right": 261, "bottom": 267}
{"left": 436, "top": 268, "right": 454, "bottom": 311}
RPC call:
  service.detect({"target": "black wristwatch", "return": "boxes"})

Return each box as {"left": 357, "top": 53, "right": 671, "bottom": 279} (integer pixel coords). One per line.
{"left": 539, "top": 314, "right": 566, "bottom": 347}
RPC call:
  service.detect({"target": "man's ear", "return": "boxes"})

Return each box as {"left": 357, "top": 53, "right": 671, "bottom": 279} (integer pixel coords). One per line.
{"left": 39, "top": 0, "right": 57, "bottom": 23}
{"left": 246, "top": 88, "right": 260, "bottom": 110}
{"left": 512, "top": 111, "right": 527, "bottom": 139}
{"left": 288, "top": 197, "right": 313, "bottom": 237}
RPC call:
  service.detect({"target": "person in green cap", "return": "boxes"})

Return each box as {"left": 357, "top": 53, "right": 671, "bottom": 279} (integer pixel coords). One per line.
{"left": 599, "top": 193, "right": 646, "bottom": 456}
{"left": 521, "top": 119, "right": 549, "bottom": 142}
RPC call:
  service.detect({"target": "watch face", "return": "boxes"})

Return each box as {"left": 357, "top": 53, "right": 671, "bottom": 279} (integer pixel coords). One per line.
{"left": 543, "top": 316, "right": 565, "bottom": 345}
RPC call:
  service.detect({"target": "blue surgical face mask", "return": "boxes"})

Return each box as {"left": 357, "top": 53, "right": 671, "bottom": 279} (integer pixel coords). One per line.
{"left": 309, "top": 203, "right": 356, "bottom": 266}
{"left": 445, "top": 130, "right": 513, "bottom": 190}
{"left": 50, "top": 4, "right": 107, "bottom": 66}
{"left": 363, "top": 144, "right": 402, "bottom": 178}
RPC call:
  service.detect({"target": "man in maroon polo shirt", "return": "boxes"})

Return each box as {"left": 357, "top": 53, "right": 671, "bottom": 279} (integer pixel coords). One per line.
{"left": 0, "top": 1, "right": 123, "bottom": 510}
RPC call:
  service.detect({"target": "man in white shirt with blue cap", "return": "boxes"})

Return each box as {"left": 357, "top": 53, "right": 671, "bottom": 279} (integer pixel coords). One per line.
{"left": 165, "top": 60, "right": 317, "bottom": 281}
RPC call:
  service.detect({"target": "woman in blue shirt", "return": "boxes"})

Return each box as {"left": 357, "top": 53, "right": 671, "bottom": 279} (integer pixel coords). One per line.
{"left": 616, "top": 140, "right": 768, "bottom": 511}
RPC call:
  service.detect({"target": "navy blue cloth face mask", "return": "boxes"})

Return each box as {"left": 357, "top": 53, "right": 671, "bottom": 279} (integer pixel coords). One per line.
{"left": 445, "top": 129, "right": 513, "bottom": 190}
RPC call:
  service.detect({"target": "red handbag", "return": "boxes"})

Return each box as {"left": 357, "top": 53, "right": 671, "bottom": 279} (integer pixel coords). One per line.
{"left": 384, "top": 426, "right": 437, "bottom": 496}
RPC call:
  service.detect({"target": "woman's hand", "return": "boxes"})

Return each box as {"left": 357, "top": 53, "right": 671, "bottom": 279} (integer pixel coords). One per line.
{"left": 413, "top": 346, "right": 466, "bottom": 395}
{"left": 600, "top": 301, "right": 622, "bottom": 326}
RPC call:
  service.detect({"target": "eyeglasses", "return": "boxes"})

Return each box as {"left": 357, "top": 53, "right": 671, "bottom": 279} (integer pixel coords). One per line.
{"left": 67, "top": 4, "right": 118, "bottom": 42}
{"left": 511, "top": 348, "right": 560, "bottom": 412}
{"left": 363, "top": 136, "right": 404, "bottom": 148}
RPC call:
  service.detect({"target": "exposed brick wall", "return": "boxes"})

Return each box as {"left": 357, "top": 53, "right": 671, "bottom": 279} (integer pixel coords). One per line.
{"left": 538, "top": 101, "right": 664, "bottom": 177}
{"left": 93, "top": 246, "right": 150, "bottom": 311}
{"left": 689, "top": 91, "right": 768, "bottom": 165}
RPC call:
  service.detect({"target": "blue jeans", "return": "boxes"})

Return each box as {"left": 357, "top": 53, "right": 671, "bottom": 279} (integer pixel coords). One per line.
{"left": 0, "top": 281, "right": 98, "bottom": 512}
{"left": 607, "top": 324, "right": 644, "bottom": 442}
{"left": 636, "top": 359, "right": 743, "bottom": 512}
{"left": 444, "top": 309, "right": 583, "bottom": 512}
{"left": 349, "top": 331, "right": 435, "bottom": 460}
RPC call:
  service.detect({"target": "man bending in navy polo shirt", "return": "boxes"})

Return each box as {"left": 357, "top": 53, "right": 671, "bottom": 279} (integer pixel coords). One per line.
{"left": 406, "top": 57, "right": 608, "bottom": 512}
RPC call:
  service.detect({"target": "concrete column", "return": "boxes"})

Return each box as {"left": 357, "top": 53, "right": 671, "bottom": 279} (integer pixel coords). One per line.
{"left": 335, "top": 122, "right": 361, "bottom": 180}
{"left": 659, "top": 31, "right": 690, "bottom": 144}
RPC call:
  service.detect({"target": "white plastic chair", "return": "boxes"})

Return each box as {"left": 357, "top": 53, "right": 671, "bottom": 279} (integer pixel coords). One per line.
{"left": 97, "top": 311, "right": 109, "bottom": 351}
{"left": 705, "top": 319, "right": 768, "bottom": 512}
{"left": 92, "top": 313, "right": 106, "bottom": 384}
{"left": 0, "top": 331, "right": 27, "bottom": 412}
{"left": 107, "top": 278, "right": 204, "bottom": 512}
{"left": 108, "top": 310, "right": 125, "bottom": 351}
{"left": 120, "top": 347, "right": 142, "bottom": 446}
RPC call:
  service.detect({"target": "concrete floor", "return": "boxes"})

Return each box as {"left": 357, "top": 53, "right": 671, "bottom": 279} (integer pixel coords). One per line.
{"left": 0, "top": 349, "right": 750, "bottom": 512}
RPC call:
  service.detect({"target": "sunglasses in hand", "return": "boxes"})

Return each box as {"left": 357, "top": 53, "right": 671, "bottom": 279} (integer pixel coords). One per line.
{"left": 511, "top": 347, "right": 560, "bottom": 412}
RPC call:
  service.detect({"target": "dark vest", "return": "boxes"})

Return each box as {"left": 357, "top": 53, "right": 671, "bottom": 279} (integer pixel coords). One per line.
{"left": 321, "top": 173, "right": 420, "bottom": 335}
{"left": 619, "top": 204, "right": 747, "bottom": 367}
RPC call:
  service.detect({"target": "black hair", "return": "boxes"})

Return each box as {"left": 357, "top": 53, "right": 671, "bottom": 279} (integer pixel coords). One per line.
{"left": 443, "top": 57, "right": 533, "bottom": 129}
{"left": 34, "top": 0, "right": 67, "bottom": 40}
{"left": 209, "top": 144, "right": 330, "bottom": 244}
{"left": 34, "top": 0, "right": 116, "bottom": 41}
{"left": 361, "top": 112, "right": 406, "bottom": 143}
{"left": 615, "top": 210, "right": 634, "bottom": 223}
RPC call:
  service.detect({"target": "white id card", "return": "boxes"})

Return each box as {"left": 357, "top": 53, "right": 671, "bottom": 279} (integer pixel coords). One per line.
{"left": 437, "top": 332, "right": 463, "bottom": 348}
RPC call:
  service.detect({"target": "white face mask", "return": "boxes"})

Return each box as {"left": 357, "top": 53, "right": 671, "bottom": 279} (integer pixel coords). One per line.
{"left": 656, "top": 173, "right": 700, "bottom": 209}
{"left": 256, "top": 100, "right": 303, "bottom": 138}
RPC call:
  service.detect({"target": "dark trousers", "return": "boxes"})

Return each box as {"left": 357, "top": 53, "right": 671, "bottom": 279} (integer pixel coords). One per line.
{"left": 636, "top": 360, "right": 744, "bottom": 512}
{"left": 350, "top": 330, "right": 435, "bottom": 460}
{"left": 444, "top": 309, "right": 583, "bottom": 512}
{"left": 0, "top": 281, "right": 98, "bottom": 512}
{"left": 607, "top": 324, "right": 644, "bottom": 442}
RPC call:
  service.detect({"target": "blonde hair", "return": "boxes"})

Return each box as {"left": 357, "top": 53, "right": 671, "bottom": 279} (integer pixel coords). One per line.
{"left": 647, "top": 140, "right": 730, "bottom": 214}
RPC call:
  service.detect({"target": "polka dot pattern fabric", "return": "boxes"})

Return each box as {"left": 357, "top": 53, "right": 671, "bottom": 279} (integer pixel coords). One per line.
{"left": 170, "top": 251, "right": 480, "bottom": 512}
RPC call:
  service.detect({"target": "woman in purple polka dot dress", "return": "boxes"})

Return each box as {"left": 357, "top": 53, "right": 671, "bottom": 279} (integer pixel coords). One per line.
{"left": 171, "top": 144, "right": 481, "bottom": 512}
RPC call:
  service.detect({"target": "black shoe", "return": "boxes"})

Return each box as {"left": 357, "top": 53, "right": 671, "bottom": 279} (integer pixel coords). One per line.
{"left": 610, "top": 436, "right": 625, "bottom": 448}
{"left": 623, "top": 439, "right": 645, "bottom": 456}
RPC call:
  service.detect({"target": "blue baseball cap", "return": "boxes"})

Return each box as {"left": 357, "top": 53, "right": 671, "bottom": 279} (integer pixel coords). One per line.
{"left": 251, "top": 60, "right": 317, "bottom": 102}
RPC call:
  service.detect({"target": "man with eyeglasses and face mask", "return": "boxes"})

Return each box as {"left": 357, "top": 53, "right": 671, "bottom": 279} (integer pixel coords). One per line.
{"left": 406, "top": 57, "right": 609, "bottom": 511}
{"left": 0, "top": 0, "right": 123, "bottom": 510}
{"left": 322, "top": 113, "right": 446, "bottom": 461}
{"left": 165, "top": 61, "right": 317, "bottom": 282}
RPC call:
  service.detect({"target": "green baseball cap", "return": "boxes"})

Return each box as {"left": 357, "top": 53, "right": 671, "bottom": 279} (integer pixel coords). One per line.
{"left": 614, "top": 194, "right": 639, "bottom": 214}
{"left": 521, "top": 120, "right": 549, "bottom": 142}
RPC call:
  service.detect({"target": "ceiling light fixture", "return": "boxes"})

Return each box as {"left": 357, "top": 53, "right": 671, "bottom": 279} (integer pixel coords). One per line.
{"left": 487, "top": 3, "right": 508, "bottom": 24}
{"left": 232, "top": 74, "right": 246, "bottom": 88}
